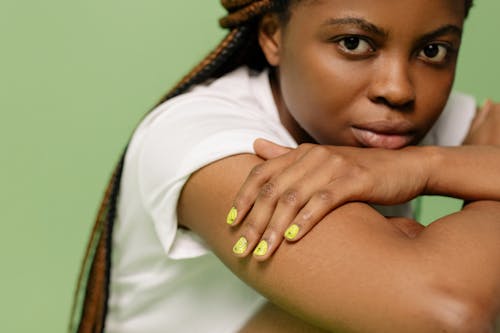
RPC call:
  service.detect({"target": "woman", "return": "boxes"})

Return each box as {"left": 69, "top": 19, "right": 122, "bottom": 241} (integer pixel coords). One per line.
{"left": 72, "top": 0, "right": 500, "bottom": 332}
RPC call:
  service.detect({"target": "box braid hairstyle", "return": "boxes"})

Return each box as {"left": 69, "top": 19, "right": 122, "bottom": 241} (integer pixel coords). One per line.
{"left": 69, "top": 0, "right": 474, "bottom": 332}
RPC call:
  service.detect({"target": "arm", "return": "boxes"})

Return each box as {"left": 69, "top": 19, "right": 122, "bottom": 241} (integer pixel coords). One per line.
{"left": 463, "top": 100, "right": 500, "bottom": 146}
{"left": 424, "top": 145, "right": 500, "bottom": 199}
{"left": 228, "top": 142, "right": 500, "bottom": 259}
{"left": 178, "top": 153, "right": 500, "bottom": 332}
{"left": 239, "top": 302, "right": 329, "bottom": 333}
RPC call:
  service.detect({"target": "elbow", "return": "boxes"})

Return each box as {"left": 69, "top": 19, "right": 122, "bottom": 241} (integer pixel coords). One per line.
{"left": 424, "top": 291, "right": 497, "bottom": 333}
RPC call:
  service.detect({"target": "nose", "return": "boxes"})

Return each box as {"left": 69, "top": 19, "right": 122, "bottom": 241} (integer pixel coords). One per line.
{"left": 367, "top": 56, "right": 416, "bottom": 111}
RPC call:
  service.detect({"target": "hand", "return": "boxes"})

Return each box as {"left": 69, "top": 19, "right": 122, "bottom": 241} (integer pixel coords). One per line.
{"left": 228, "top": 139, "right": 429, "bottom": 260}
{"left": 464, "top": 100, "right": 500, "bottom": 146}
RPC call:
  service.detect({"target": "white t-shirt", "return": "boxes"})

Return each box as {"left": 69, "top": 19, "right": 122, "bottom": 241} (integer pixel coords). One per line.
{"left": 105, "top": 67, "right": 476, "bottom": 333}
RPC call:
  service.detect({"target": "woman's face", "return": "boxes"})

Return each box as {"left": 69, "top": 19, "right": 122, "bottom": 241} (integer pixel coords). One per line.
{"left": 261, "top": 0, "right": 465, "bottom": 148}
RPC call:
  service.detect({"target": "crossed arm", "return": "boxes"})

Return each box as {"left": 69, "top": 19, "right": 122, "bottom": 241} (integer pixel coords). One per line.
{"left": 178, "top": 144, "right": 500, "bottom": 332}
{"left": 177, "top": 89, "right": 500, "bottom": 333}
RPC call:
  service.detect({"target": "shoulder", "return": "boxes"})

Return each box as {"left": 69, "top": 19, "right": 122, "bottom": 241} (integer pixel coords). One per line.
{"left": 129, "top": 66, "right": 296, "bottom": 170}
{"left": 129, "top": 67, "right": 294, "bottom": 173}
{"left": 154, "top": 67, "right": 276, "bottom": 122}
{"left": 124, "top": 66, "right": 295, "bottom": 235}
{"left": 131, "top": 67, "right": 287, "bottom": 150}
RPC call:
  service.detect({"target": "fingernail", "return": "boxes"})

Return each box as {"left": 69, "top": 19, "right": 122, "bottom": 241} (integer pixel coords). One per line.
{"left": 284, "top": 224, "right": 300, "bottom": 240}
{"left": 253, "top": 240, "right": 268, "bottom": 256}
{"left": 226, "top": 207, "right": 238, "bottom": 225}
{"left": 233, "top": 237, "right": 248, "bottom": 255}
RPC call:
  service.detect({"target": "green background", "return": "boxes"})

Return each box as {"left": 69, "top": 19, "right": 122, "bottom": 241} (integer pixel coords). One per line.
{"left": 1, "top": 1, "right": 499, "bottom": 332}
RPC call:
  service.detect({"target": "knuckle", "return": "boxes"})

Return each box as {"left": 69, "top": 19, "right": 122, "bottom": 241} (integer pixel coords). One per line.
{"left": 331, "top": 153, "right": 348, "bottom": 167}
{"left": 298, "top": 143, "right": 313, "bottom": 151}
{"left": 264, "top": 224, "right": 280, "bottom": 236}
{"left": 262, "top": 228, "right": 281, "bottom": 247}
{"left": 234, "top": 194, "right": 251, "bottom": 208}
{"left": 259, "top": 181, "right": 277, "bottom": 199}
{"left": 300, "top": 210, "right": 313, "bottom": 222}
{"left": 310, "top": 144, "right": 330, "bottom": 156}
{"left": 315, "top": 189, "right": 334, "bottom": 203}
{"left": 249, "top": 163, "right": 266, "bottom": 179}
{"left": 280, "top": 189, "right": 300, "bottom": 207}
{"left": 241, "top": 219, "right": 262, "bottom": 238}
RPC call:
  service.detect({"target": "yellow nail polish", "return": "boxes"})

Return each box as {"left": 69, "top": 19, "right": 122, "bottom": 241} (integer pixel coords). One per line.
{"left": 233, "top": 237, "right": 248, "bottom": 255}
{"left": 284, "top": 224, "right": 300, "bottom": 240}
{"left": 253, "top": 240, "right": 268, "bottom": 256}
{"left": 226, "top": 207, "right": 238, "bottom": 225}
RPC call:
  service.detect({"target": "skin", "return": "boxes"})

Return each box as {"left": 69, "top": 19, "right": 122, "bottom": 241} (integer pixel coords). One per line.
{"left": 465, "top": 99, "right": 500, "bottom": 145}
{"left": 267, "top": 0, "right": 463, "bottom": 147}
{"left": 232, "top": 140, "right": 500, "bottom": 258}
{"left": 229, "top": 0, "right": 462, "bottom": 259}
{"left": 178, "top": 0, "right": 500, "bottom": 331}
{"left": 229, "top": 0, "right": 499, "bottom": 258}
{"left": 239, "top": 302, "right": 329, "bottom": 332}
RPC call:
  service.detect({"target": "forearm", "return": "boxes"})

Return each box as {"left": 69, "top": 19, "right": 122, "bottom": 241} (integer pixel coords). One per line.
{"left": 181, "top": 155, "right": 419, "bottom": 331}
{"left": 180, "top": 154, "right": 500, "bottom": 332}
{"left": 421, "top": 145, "right": 500, "bottom": 200}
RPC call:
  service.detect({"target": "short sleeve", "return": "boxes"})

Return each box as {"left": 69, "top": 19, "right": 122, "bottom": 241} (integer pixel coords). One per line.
{"left": 422, "top": 92, "right": 476, "bottom": 146}
{"left": 135, "top": 96, "right": 295, "bottom": 259}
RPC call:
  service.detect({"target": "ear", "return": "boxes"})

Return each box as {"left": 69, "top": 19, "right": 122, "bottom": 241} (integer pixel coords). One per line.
{"left": 258, "top": 14, "right": 283, "bottom": 66}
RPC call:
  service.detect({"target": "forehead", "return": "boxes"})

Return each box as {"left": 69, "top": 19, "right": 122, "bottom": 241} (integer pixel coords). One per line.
{"left": 288, "top": 0, "right": 465, "bottom": 30}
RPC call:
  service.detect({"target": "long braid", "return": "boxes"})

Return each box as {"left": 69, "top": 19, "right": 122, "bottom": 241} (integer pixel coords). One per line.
{"left": 158, "top": 0, "right": 274, "bottom": 103}
{"left": 70, "top": 2, "right": 278, "bottom": 333}
{"left": 159, "top": 27, "right": 250, "bottom": 102}
{"left": 70, "top": 0, "right": 476, "bottom": 331}
{"left": 69, "top": 151, "right": 125, "bottom": 333}
{"left": 220, "top": 0, "right": 273, "bottom": 29}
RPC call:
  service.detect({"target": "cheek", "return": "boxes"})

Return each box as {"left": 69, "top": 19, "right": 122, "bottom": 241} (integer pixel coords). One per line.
{"left": 282, "top": 45, "right": 364, "bottom": 103}
{"left": 279, "top": 48, "right": 329, "bottom": 114}
{"left": 279, "top": 62, "right": 340, "bottom": 142}
{"left": 278, "top": 44, "right": 366, "bottom": 131}
{"left": 415, "top": 66, "right": 456, "bottom": 127}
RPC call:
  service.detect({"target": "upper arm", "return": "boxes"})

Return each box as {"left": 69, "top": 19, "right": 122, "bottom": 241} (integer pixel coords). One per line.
{"left": 178, "top": 153, "right": 447, "bottom": 332}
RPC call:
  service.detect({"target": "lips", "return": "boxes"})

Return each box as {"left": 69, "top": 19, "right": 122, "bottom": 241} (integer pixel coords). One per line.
{"left": 351, "top": 120, "right": 416, "bottom": 149}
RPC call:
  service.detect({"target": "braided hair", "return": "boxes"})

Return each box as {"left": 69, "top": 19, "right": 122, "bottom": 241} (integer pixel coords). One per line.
{"left": 159, "top": 0, "right": 279, "bottom": 102}
{"left": 160, "top": 0, "right": 474, "bottom": 102}
{"left": 70, "top": 1, "right": 475, "bottom": 332}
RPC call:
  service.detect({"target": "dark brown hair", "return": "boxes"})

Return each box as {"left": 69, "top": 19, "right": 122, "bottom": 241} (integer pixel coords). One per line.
{"left": 161, "top": 0, "right": 474, "bottom": 103}
{"left": 70, "top": 1, "right": 474, "bottom": 332}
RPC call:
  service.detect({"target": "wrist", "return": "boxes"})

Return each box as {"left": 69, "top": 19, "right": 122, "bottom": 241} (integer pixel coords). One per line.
{"left": 405, "top": 145, "right": 443, "bottom": 195}
{"left": 423, "top": 145, "right": 446, "bottom": 195}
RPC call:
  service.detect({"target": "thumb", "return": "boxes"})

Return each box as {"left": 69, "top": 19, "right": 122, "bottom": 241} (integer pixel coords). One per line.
{"left": 253, "top": 138, "right": 291, "bottom": 160}
{"left": 471, "top": 99, "right": 493, "bottom": 133}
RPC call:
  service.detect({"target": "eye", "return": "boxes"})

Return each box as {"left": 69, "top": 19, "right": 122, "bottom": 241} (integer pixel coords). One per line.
{"left": 337, "top": 36, "right": 374, "bottom": 55}
{"left": 418, "top": 44, "right": 449, "bottom": 63}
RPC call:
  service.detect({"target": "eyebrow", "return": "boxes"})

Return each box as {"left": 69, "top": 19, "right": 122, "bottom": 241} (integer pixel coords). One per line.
{"left": 418, "top": 25, "right": 463, "bottom": 43}
{"left": 320, "top": 17, "right": 388, "bottom": 37}
{"left": 320, "top": 17, "right": 463, "bottom": 41}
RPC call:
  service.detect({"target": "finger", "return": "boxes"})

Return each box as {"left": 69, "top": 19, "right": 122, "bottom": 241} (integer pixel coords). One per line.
{"left": 232, "top": 179, "right": 282, "bottom": 257}
{"left": 234, "top": 148, "right": 325, "bottom": 257}
{"left": 228, "top": 145, "right": 307, "bottom": 227}
{"left": 227, "top": 153, "right": 297, "bottom": 227}
{"left": 252, "top": 176, "right": 327, "bottom": 260}
{"left": 254, "top": 138, "right": 292, "bottom": 160}
{"left": 470, "top": 99, "right": 493, "bottom": 133}
{"left": 251, "top": 153, "right": 339, "bottom": 259}
{"left": 285, "top": 176, "right": 365, "bottom": 242}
